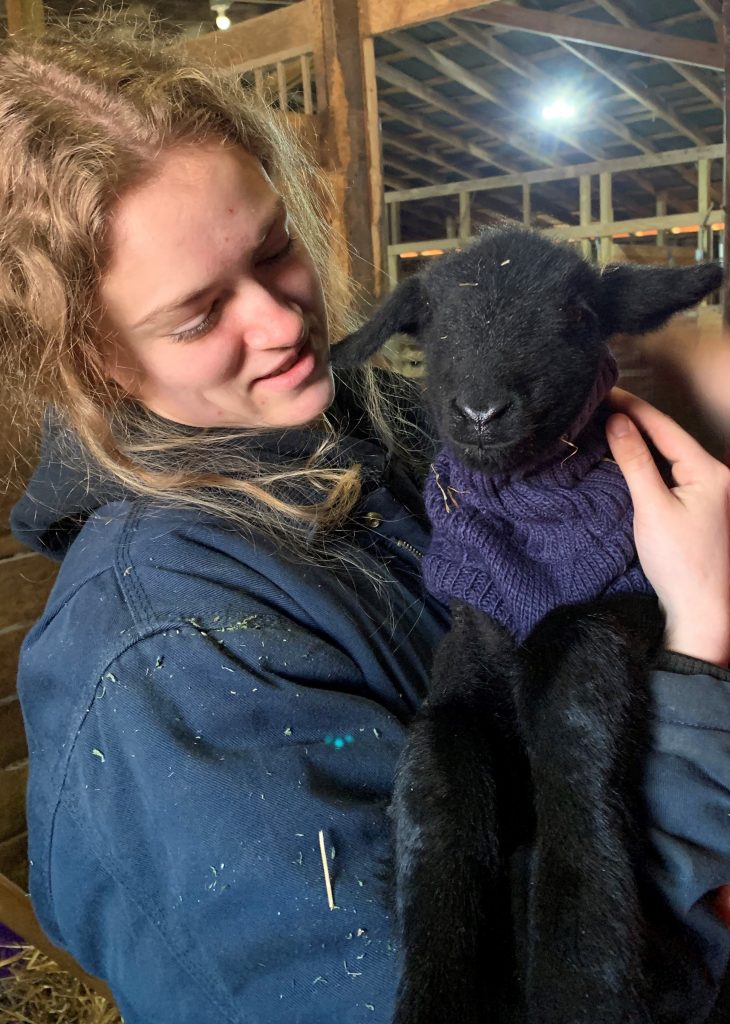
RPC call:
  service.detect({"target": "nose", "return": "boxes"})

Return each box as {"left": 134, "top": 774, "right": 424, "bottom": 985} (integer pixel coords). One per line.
{"left": 236, "top": 284, "right": 305, "bottom": 350}
{"left": 457, "top": 400, "right": 511, "bottom": 427}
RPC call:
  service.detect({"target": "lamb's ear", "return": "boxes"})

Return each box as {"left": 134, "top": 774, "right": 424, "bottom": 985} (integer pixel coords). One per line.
{"left": 330, "top": 274, "right": 429, "bottom": 368}
{"left": 598, "top": 261, "right": 723, "bottom": 335}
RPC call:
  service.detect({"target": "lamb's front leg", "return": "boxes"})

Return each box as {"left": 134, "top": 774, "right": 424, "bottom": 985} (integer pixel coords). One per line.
{"left": 392, "top": 602, "right": 527, "bottom": 1024}
{"left": 516, "top": 593, "right": 665, "bottom": 1024}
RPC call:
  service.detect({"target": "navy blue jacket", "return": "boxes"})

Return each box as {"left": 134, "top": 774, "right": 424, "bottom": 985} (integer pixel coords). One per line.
{"left": 11, "top": 379, "right": 730, "bottom": 1023}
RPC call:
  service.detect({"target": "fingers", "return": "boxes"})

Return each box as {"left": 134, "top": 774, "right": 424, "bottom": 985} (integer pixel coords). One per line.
{"left": 609, "top": 388, "right": 726, "bottom": 489}
{"left": 606, "top": 412, "right": 671, "bottom": 513}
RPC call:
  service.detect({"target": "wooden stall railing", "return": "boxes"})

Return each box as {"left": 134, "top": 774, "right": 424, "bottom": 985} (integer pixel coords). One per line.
{"left": 384, "top": 143, "right": 725, "bottom": 289}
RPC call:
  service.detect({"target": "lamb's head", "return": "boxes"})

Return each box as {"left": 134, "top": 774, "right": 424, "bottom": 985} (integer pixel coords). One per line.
{"left": 332, "top": 226, "right": 722, "bottom": 473}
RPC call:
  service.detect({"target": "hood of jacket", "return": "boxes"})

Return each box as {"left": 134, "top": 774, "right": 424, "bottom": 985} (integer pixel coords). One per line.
{"left": 11, "top": 370, "right": 425, "bottom": 561}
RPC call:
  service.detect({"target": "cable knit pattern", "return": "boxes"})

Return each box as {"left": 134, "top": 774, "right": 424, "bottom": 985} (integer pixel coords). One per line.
{"left": 422, "top": 356, "right": 652, "bottom": 642}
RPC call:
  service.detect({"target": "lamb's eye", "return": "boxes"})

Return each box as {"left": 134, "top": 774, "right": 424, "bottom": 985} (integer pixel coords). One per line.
{"left": 562, "top": 304, "right": 584, "bottom": 323}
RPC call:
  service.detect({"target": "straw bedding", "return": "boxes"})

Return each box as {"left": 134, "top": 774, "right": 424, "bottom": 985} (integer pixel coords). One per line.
{"left": 0, "top": 945, "right": 121, "bottom": 1024}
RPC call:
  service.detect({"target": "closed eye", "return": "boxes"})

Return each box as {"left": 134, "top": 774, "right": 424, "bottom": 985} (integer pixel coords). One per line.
{"left": 168, "top": 237, "right": 297, "bottom": 343}
{"left": 169, "top": 298, "right": 224, "bottom": 344}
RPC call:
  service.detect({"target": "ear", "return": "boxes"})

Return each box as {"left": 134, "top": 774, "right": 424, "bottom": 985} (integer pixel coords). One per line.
{"left": 598, "top": 261, "right": 723, "bottom": 335}
{"left": 330, "top": 274, "right": 428, "bottom": 368}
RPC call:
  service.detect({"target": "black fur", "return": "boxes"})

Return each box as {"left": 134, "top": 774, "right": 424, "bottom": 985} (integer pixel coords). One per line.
{"left": 333, "top": 227, "right": 724, "bottom": 1024}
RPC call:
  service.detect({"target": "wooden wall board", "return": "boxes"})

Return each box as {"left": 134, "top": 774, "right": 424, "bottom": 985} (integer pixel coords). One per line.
{"left": 0, "top": 626, "right": 28, "bottom": 702}
{"left": 464, "top": 4, "right": 723, "bottom": 71}
{"left": 175, "top": 0, "right": 313, "bottom": 71}
{"left": 0, "top": 832, "right": 28, "bottom": 890}
{"left": 0, "top": 761, "right": 27, "bottom": 845}
{"left": 365, "top": 0, "right": 497, "bottom": 37}
{"left": 0, "top": 551, "right": 57, "bottom": 633}
{"left": 0, "top": 699, "right": 27, "bottom": 769}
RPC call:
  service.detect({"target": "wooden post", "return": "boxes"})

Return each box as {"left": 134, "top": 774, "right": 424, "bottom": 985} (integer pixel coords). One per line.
{"left": 300, "top": 54, "right": 313, "bottom": 115}
{"left": 5, "top": 0, "right": 44, "bottom": 35}
{"left": 656, "top": 192, "right": 667, "bottom": 247}
{"left": 522, "top": 183, "right": 531, "bottom": 227}
{"left": 311, "top": 0, "right": 385, "bottom": 309}
{"left": 445, "top": 215, "right": 456, "bottom": 238}
{"left": 388, "top": 202, "right": 400, "bottom": 291}
{"left": 599, "top": 171, "right": 613, "bottom": 264}
{"left": 579, "top": 174, "right": 592, "bottom": 260}
{"left": 277, "top": 61, "right": 288, "bottom": 111}
{"left": 254, "top": 66, "right": 265, "bottom": 98}
{"left": 459, "top": 191, "right": 471, "bottom": 241}
{"left": 697, "top": 157, "right": 712, "bottom": 260}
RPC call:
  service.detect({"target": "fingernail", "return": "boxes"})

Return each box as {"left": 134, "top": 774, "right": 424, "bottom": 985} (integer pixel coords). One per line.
{"left": 608, "top": 414, "right": 631, "bottom": 438}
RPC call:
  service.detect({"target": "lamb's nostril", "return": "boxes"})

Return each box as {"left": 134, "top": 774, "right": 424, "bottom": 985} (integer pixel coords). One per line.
{"left": 459, "top": 401, "right": 511, "bottom": 426}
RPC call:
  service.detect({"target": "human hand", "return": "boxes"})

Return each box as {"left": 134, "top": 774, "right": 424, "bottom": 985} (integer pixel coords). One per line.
{"left": 606, "top": 388, "right": 730, "bottom": 667}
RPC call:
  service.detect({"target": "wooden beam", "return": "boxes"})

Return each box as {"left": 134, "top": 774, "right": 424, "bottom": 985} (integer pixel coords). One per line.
{"left": 556, "top": 41, "right": 708, "bottom": 148}
{"left": 311, "top": 0, "right": 385, "bottom": 306}
{"left": 463, "top": 4, "right": 724, "bottom": 71}
{"left": 445, "top": 17, "right": 679, "bottom": 209}
{"left": 175, "top": 0, "right": 313, "bottom": 72}
{"left": 388, "top": 30, "right": 598, "bottom": 164}
{"left": 379, "top": 99, "right": 522, "bottom": 175}
{"left": 364, "top": 0, "right": 498, "bottom": 37}
{"left": 579, "top": 175, "right": 592, "bottom": 260}
{"left": 388, "top": 212, "right": 720, "bottom": 255}
{"left": 656, "top": 193, "right": 667, "bottom": 246}
{"left": 383, "top": 143, "right": 724, "bottom": 204}
{"left": 459, "top": 192, "right": 471, "bottom": 240}
{"left": 448, "top": 17, "right": 657, "bottom": 154}
{"left": 697, "top": 156, "right": 712, "bottom": 258}
{"left": 592, "top": 0, "right": 722, "bottom": 108}
{"left": 5, "top": 0, "right": 43, "bottom": 35}
{"left": 599, "top": 171, "right": 613, "bottom": 263}
{"left": 695, "top": 0, "right": 723, "bottom": 23}
{"left": 546, "top": 211, "right": 711, "bottom": 242}
{"left": 376, "top": 61, "right": 558, "bottom": 170}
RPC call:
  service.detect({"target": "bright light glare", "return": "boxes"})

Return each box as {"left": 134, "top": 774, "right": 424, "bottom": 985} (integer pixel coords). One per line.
{"left": 542, "top": 97, "right": 577, "bottom": 122}
{"left": 216, "top": 12, "right": 231, "bottom": 29}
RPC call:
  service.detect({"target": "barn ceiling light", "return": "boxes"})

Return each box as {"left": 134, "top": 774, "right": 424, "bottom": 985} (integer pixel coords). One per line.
{"left": 542, "top": 97, "right": 577, "bottom": 123}
{"left": 211, "top": 3, "right": 232, "bottom": 29}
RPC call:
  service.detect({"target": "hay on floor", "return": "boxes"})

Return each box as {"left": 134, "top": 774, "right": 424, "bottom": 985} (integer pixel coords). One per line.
{"left": 0, "top": 944, "right": 121, "bottom": 1024}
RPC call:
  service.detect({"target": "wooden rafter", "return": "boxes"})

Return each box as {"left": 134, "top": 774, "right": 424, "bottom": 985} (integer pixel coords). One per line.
{"left": 364, "top": 0, "right": 499, "bottom": 37}
{"left": 555, "top": 41, "right": 709, "bottom": 149}
{"left": 445, "top": 17, "right": 696, "bottom": 211}
{"left": 389, "top": 30, "right": 594, "bottom": 161}
{"left": 5, "top": 0, "right": 44, "bottom": 34}
{"left": 379, "top": 99, "right": 517, "bottom": 174}
{"left": 462, "top": 4, "right": 724, "bottom": 72}
{"left": 383, "top": 144, "right": 724, "bottom": 204}
{"left": 593, "top": 0, "right": 722, "bottom": 108}
{"left": 375, "top": 61, "right": 558, "bottom": 170}
{"left": 175, "top": 0, "right": 312, "bottom": 71}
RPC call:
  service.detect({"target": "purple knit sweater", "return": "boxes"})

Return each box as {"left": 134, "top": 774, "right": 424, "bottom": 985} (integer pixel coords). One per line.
{"left": 422, "top": 356, "right": 652, "bottom": 642}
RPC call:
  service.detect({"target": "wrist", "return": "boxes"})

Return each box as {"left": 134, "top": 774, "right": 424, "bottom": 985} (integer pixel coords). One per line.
{"left": 664, "top": 612, "right": 730, "bottom": 668}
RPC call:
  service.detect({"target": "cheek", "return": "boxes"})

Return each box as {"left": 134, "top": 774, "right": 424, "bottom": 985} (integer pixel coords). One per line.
{"left": 282, "top": 253, "right": 326, "bottom": 317}
{"left": 148, "top": 336, "right": 243, "bottom": 389}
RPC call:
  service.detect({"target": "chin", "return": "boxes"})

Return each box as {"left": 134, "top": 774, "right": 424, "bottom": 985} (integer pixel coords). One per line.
{"left": 267, "top": 369, "right": 336, "bottom": 429}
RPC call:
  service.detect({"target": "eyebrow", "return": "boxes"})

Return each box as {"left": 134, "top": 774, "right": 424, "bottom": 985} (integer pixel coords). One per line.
{"left": 130, "top": 197, "right": 288, "bottom": 331}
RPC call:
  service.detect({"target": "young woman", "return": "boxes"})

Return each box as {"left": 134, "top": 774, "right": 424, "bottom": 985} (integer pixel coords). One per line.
{"left": 4, "top": 15, "right": 730, "bottom": 1024}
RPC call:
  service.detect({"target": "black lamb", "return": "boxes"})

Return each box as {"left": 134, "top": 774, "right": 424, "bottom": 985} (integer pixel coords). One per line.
{"left": 331, "top": 226, "right": 724, "bottom": 1024}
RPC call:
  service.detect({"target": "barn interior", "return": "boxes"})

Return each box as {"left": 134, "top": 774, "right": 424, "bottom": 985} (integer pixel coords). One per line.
{"left": 0, "top": 1, "right": 728, "bottom": 1018}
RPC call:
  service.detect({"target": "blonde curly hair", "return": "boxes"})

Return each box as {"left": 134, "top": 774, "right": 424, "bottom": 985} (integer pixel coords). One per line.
{"left": 0, "top": 9, "right": 418, "bottom": 554}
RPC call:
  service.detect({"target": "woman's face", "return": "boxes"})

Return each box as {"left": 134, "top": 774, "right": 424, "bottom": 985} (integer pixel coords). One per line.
{"left": 99, "top": 143, "right": 334, "bottom": 429}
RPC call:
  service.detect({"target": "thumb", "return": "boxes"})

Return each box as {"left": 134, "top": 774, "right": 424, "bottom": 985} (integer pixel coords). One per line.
{"left": 606, "top": 413, "right": 669, "bottom": 511}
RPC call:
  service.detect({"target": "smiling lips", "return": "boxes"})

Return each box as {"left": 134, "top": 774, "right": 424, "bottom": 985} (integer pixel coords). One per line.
{"left": 253, "top": 335, "right": 318, "bottom": 393}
